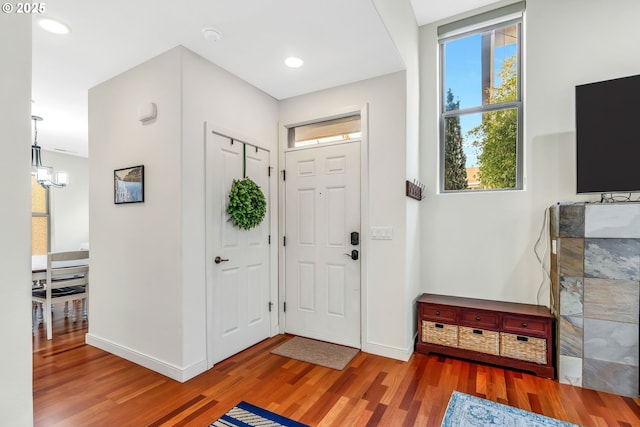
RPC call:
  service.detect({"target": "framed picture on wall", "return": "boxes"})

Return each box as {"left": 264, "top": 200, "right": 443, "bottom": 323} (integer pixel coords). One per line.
{"left": 114, "top": 165, "right": 144, "bottom": 204}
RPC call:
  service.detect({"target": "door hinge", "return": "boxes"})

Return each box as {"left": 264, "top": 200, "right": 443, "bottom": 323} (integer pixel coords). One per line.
{"left": 283, "top": 301, "right": 286, "bottom": 312}
{"left": 268, "top": 301, "right": 273, "bottom": 312}
{"left": 268, "top": 166, "right": 273, "bottom": 177}
{"left": 283, "top": 236, "right": 286, "bottom": 246}
{"left": 268, "top": 234, "right": 271, "bottom": 245}
{"left": 282, "top": 169, "right": 286, "bottom": 181}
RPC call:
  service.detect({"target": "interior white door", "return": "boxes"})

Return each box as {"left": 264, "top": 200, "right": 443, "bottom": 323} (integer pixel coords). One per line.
{"left": 284, "top": 141, "right": 361, "bottom": 348}
{"left": 206, "top": 129, "right": 271, "bottom": 365}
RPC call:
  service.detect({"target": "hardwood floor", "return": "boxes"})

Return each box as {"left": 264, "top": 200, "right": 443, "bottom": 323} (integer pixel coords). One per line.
{"left": 33, "top": 307, "right": 640, "bottom": 427}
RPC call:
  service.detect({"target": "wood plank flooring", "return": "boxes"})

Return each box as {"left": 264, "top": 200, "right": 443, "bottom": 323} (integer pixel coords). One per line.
{"left": 33, "top": 307, "right": 640, "bottom": 426}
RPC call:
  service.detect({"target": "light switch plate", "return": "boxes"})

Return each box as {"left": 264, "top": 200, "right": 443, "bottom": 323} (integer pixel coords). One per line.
{"left": 371, "top": 226, "right": 393, "bottom": 240}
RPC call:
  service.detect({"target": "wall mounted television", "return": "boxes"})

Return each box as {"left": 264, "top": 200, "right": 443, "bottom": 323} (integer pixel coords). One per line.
{"left": 575, "top": 74, "right": 640, "bottom": 195}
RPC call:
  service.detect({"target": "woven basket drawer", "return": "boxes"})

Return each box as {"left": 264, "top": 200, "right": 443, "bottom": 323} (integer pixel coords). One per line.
{"left": 500, "top": 333, "right": 547, "bottom": 364}
{"left": 458, "top": 326, "right": 499, "bottom": 355}
{"left": 422, "top": 321, "right": 458, "bottom": 347}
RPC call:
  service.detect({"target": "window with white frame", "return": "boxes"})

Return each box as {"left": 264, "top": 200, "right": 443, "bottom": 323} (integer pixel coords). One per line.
{"left": 288, "top": 115, "right": 361, "bottom": 148}
{"left": 439, "top": 2, "right": 524, "bottom": 192}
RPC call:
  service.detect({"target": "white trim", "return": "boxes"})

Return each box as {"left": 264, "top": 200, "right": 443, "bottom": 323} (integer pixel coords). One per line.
{"left": 85, "top": 333, "right": 207, "bottom": 383}
{"left": 358, "top": 104, "right": 370, "bottom": 356}
{"left": 284, "top": 138, "right": 361, "bottom": 154}
{"left": 361, "top": 340, "right": 413, "bottom": 362}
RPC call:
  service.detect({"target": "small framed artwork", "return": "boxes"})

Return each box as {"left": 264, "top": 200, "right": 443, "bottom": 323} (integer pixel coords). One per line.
{"left": 114, "top": 165, "right": 144, "bottom": 204}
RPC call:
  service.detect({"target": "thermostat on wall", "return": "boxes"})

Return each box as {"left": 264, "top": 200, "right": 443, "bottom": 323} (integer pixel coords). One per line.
{"left": 137, "top": 102, "right": 157, "bottom": 123}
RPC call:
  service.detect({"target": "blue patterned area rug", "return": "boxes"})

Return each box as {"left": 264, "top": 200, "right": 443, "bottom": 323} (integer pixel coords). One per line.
{"left": 441, "top": 391, "right": 581, "bottom": 427}
{"left": 209, "top": 401, "right": 310, "bottom": 427}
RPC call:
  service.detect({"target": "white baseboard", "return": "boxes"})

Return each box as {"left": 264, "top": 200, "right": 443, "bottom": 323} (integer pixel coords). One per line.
{"left": 85, "top": 333, "right": 207, "bottom": 383}
{"left": 362, "top": 339, "right": 413, "bottom": 362}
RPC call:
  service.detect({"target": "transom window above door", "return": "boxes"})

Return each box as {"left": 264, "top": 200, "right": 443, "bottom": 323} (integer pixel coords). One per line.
{"left": 288, "top": 115, "right": 361, "bottom": 148}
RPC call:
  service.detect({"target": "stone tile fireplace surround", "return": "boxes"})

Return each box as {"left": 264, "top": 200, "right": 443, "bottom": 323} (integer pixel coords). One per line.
{"left": 550, "top": 202, "right": 639, "bottom": 397}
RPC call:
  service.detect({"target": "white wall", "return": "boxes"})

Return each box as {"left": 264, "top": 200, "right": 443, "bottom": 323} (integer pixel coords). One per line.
{"left": 88, "top": 48, "right": 186, "bottom": 376}
{"left": 372, "top": 0, "right": 422, "bottom": 348}
{"left": 46, "top": 151, "right": 89, "bottom": 251}
{"left": 279, "top": 71, "right": 411, "bottom": 359}
{"left": 0, "top": 13, "right": 34, "bottom": 426}
{"left": 419, "top": 0, "right": 640, "bottom": 305}
{"left": 87, "top": 46, "right": 278, "bottom": 381}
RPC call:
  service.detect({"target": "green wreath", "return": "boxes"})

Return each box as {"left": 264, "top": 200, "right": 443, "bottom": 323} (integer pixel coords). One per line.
{"left": 227, "top": 177, "right": 267, "bottom": 230}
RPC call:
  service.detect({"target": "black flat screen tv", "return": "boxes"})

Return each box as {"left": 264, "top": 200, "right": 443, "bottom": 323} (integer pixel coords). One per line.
{"left": 575, "top": 74, "right": 640, "bottom": 194}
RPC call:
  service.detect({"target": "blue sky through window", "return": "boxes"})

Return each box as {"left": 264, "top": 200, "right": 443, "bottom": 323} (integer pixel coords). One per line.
{"left": 444, "top": 31, "right": 517, "bottom": 167}
{"left": 445, "top": 35, "right": 482, "bottom": 111}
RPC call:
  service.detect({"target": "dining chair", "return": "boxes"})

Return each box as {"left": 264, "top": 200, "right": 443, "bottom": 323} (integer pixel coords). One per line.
{"left": 31, "top": 250, "right": 89, "bottom": 340}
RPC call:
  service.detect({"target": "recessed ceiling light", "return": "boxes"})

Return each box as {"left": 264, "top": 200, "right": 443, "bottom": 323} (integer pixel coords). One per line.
{"left": 202, "top": 27, "right": 222, "bottom": 42}
{"left": 285, "top": 57, "right": 304, "bottom": 68}
{"left": 38, "top": 18, "right": 71, "bottom": 35}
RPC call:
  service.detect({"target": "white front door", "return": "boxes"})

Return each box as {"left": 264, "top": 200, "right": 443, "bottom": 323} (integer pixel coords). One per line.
{"left": 284, "top": 141, "right": 361, "bottom": 347}
{"left": 206, "top": 128, "right": 271, "bottom": 365}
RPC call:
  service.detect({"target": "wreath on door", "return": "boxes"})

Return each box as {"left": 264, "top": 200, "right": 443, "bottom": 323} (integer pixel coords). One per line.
{"left": 227, "top": 177, "right": 266, "bottom": 230}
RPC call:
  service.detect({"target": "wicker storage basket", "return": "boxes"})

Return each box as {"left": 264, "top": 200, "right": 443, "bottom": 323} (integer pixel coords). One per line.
{"left": 500, "top": 332, "right": 547, "bottom": 364}
{"left": 422, "top": 321, "right": 458, "bottom": 347}
{"left": 458, "top": 326, "right": 499, "bottom": 355}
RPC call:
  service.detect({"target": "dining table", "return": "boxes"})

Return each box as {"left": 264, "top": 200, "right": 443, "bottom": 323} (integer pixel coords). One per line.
{"left": 32, "top": 254, "right": 89, "bottom": 280}
{"left": 32, "top": 255, "right": 48, "bottom": 282}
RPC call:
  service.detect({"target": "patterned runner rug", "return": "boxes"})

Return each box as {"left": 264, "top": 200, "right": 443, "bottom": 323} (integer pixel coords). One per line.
{"left": 441, "top": 391, "right": 581, "bottom": 427}
{"left": 209, "top": 401, "right": 309, "bottom": 427}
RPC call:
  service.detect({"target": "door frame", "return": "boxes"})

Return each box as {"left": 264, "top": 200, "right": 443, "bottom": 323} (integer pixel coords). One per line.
{"left": 205, "top": 122, "right": 278, "bottom": 369}
{"left": 277, "top": 104, "right": 370, "bottom": 347}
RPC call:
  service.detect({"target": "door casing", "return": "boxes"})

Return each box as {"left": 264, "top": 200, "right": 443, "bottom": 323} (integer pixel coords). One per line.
{"left": 277, "top": 105, "right": 369, "bottom": 348}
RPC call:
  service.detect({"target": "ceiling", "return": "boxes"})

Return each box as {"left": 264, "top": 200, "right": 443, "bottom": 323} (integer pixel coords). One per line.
{"left": 31, "top": 0, "right": 501, "bottom": 158}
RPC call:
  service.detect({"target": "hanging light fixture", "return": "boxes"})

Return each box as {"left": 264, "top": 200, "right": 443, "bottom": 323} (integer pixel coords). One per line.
{"left": 31, "top": 115, "right": 67, "bottom": 189}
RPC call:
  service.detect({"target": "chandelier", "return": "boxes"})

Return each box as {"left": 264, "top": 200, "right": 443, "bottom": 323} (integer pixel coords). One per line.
{"left": 31, "top": 115, "right": 67, "bottom": 189}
